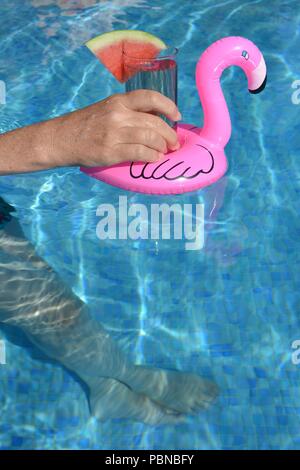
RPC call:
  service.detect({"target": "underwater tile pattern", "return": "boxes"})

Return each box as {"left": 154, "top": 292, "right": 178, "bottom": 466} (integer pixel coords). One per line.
{"left": 1, "top": 0, "right": 300, "bottom": 450}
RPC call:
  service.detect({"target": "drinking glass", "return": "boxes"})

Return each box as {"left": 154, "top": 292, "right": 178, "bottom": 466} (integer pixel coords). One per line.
{"left": 124, "top": 47, "right": 178, "bottom": 128}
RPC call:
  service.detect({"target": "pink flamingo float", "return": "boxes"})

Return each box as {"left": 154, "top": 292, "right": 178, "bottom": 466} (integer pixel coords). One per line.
{"left": 81, "top": 36, "right": 267, "bottom": 194}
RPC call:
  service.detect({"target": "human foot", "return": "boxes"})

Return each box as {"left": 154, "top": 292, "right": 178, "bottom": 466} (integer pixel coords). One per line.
{"left": 89, "top": 377, "right": 186, "bottom": 425}
{"left": 125, "top": 367, "right": 219, "bottom": 414}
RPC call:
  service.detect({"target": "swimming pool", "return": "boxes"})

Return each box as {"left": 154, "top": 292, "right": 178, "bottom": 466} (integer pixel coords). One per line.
{"left": 0, "top": 0, "right": 300, "bottom": 450}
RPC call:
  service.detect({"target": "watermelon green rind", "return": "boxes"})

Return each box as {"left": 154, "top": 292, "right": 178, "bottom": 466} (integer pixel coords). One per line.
{"left": 86, "top": 30, "right": 167, "bottom": 55}
{"left": 85, "top": 30, "right": 167, "bottom": 82}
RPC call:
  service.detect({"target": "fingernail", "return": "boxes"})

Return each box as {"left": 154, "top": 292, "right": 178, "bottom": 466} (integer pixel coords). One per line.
{"left": 175, "top": 111, "right": 182, "bottom": 121}
{"left": 170, "top": 142, "right": 180, "bottom": 151}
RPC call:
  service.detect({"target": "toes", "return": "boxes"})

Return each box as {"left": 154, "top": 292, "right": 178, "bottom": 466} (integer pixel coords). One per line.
{"left": 194, "top": 378, "right": 219, "bottom": 401}
{"left": 203, "top": 379, "right": 219, "bottom": 396}
{"left": 144, "top": 398, "right": 187, "bottom": 425}
{"left": 155, "top": 411, "right": 187, "bottom": 425}
{"left": 166, "top": 414, "right": 186, "bottom": 424}
{"left": 201, "top": 381, "right": 219, "bottom": 402}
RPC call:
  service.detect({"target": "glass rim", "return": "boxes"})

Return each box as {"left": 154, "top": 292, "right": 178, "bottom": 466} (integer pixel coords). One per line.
{"left": 123, "top": 46, "right": 179, "bottom": 62}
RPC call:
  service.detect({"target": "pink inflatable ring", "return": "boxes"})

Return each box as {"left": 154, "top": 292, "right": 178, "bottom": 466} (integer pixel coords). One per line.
{"left": 81, "top": 36, "right": 267, "bottom": 195}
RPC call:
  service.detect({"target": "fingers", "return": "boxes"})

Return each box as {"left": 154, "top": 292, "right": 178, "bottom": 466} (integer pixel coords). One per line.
{"left": 117, "top": 127, "right": 167, "bottom": 153}
{"left": 125, "top": 112, "right": 180, "bottom": 151}
{"left": 114, "top": 143, "right": 161, "bottom": 163}
{"left": 123, "top": 89, "right": 181, "bottom": 122}
{"left": 80, "top": 91, "right": 182, "bottom": 167}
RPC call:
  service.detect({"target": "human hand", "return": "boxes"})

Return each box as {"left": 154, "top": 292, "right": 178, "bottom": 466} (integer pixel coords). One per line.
{"left": 43, "top": 90, "right": 181, "bottom": 168}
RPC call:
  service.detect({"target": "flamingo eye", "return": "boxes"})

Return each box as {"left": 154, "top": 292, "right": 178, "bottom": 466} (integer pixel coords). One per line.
{"left": 242, "top": 50, "right": 249, "bottom": 60}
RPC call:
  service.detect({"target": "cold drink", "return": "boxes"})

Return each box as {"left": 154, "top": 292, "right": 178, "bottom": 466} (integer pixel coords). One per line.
{"left": 125, "top": 51, "right": 178, "bottom": 128}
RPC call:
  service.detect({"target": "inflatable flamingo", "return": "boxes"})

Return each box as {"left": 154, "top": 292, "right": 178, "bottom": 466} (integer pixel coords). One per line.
{"left": 81, "top": 36, "right": 267, "bottom": 194}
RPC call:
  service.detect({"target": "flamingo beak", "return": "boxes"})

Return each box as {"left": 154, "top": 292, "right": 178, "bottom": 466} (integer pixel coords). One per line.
{"left": 248, "top": 55, "right": 267, "bottom": 94}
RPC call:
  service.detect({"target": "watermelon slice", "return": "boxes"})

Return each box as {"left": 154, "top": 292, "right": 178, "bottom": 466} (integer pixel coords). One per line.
{"left": 85, "top": 30, "right": 167, "bottom": 83}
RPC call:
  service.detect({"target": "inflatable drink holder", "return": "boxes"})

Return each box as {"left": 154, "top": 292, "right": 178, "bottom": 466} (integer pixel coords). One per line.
{"left": 81, "top": 36, "right": 267, "bottom": 195}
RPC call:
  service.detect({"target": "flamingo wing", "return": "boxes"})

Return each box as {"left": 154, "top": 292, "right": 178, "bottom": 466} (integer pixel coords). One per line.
{"left": 130, "top": 144, "right": 214, "bottom": 181}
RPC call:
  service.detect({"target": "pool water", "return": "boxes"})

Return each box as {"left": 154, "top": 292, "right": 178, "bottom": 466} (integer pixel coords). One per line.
{"left": 0, "top": 0, "right": 300, "bottom": 450}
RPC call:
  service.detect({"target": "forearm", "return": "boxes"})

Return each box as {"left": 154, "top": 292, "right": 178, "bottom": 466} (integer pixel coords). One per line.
{"left": 0, "top": 119, "right": 64, "bottom": 175}
{"left": 0, "top": 91, "right": 180, "bottom": 175}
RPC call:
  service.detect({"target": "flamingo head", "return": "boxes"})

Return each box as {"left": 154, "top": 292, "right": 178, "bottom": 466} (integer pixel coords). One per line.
{"left": 237, "top": 38, "right": 267, "bottom": 94}
{"left": 197, "top": 36, "right": 267, "bottom": 94}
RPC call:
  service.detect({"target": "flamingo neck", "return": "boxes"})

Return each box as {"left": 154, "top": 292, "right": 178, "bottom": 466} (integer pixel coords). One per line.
{"left": 197, "top": 77, "right": 231, "bottom": 149}
{"left": 195, "top": 36, "right": 265, "bottom": 147}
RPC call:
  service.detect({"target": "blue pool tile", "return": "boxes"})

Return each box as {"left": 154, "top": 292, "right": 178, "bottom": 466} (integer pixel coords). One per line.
{"left": 11, "top": 436, "right": 24, "bottom": 448}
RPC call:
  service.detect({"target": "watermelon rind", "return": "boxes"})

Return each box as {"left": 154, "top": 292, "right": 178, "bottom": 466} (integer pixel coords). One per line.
{"left": 86, "top": 30, "right": 167, "bottom": 55}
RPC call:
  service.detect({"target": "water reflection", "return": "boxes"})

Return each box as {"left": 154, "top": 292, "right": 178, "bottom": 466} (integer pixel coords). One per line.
{"left": 30, "top": 0, "right": 147, "bottom": 44}
{"left": 0, "top": 211, "right": 218, "bottom": 424}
